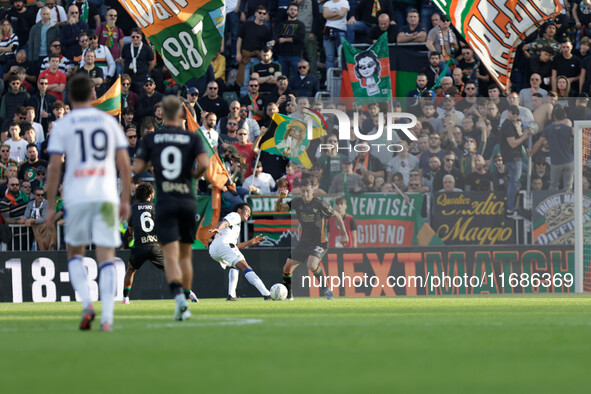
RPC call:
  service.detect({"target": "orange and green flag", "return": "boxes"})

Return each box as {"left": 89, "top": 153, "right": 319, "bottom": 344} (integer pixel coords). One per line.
{"left": 341, "top": 33, "right": 391, "bottom": 103}
{"left": 91, "top": 76, "right": 121, "bottom": 116}
{"left": 118, "top": 0, "right": 225, "bottom": 84}
{"left": 184, "top": 105, "right": 230, "bottom": 248}
{"left": 432, "top": 0, "right": 562, "bottom": 91}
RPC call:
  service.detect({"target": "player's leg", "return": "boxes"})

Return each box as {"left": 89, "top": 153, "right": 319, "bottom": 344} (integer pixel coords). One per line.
{"left": 227, "top": 268, "right": 239, "bottom": 300}
{"left": 161, "top": 241, "right": 190, "bottom": 320}
{"left": 123, "top": 266, "right": 136, "bottom": 304}
{"left": 67, "top": 245, "right": 95, "bottom": 330}
{"left": 235, "top": 260, "right": 271, "bottom": 299}
{"left": 282, "top": 258, "right": 301, "bottom": 300}
{"left": 306, "top": 245, "right": 332, "bottom": 300}
{"left": 95, "top": 246, "right": 118, "bottom": 330}
{"left": 178, "top": 242, "right": 195, "bottom": 307}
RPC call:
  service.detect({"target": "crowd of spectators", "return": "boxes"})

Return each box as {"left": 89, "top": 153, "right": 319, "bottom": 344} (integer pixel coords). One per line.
{"left": 0, "top": 0, "right": 590, "bottom": 250}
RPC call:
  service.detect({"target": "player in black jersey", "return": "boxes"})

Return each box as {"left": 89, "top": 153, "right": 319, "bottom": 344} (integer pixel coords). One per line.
{"left": 133, "top": 96, "right": 209, "bottom": 321}
{"left": 122, "top": 182, "right": 199, "bottom": 304}
{"left": 275, "top": 178, "right": 348, "bottom": 300}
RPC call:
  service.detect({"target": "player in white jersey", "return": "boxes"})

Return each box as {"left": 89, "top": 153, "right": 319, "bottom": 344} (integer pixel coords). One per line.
{"left": 46, "top": 74, "right": 131, "bottom": 332}
{"left": 209, "top": 203, "right": 271, "bottom": 300}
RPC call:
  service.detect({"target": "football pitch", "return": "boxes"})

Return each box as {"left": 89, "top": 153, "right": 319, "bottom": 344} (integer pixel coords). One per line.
{"left": 1, "top": 296, "right": 590, "bottom": 393}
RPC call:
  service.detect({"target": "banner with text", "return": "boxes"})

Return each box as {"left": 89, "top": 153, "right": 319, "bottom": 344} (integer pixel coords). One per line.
{"left": 532, "top": 191, "right": 591, "bottom": 245}
{"left": 119, "top": 0, "right": 225, "bottom": 84}
{"left": 431, "top": 191, "right": 515, "bottom": 245}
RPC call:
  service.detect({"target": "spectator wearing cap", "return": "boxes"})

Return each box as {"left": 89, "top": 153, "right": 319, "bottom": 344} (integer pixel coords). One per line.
{"left": 121, "top": 28, "right": 155, "bottom": 93}
{"left": 267, "top": 75, "right": 296, "bottom": 113}
{"left": 80, "top": 31, "right": 116, "bottom": 84}
{"left": 368, "top": 13, "right": 397, "bottom": 44}
{"left": 426, "top": 14, "right": 458, "bottom": 61}
{"left": 185, "top": 86, "right": 200, "bottom": 114}
{"left": 529, "top": 104, "right": 574, "bottom": 191}
{"left": 17, "top": 143, "right": 47, "bottom": 181}
{"left": 528, "top": 46, "right": 554, "bottom": 91}
{"left": 396, "top": 8, "right": 426, "bottom": 44}
{"left": 136, "top": 77, "right": 163, "bottom": 123}
{"left": 329, "top": 156, "right": 364, "bottom": 194}
{"left": 30, "top": 166, "right": 46, "bottom": 192}
{"left": 28, "top": 7, "right": 60, "bottom": 66}
{"left": 121, "top": 74, "right": 138, "bottom": 114}
{"left": 5, "top": 0, "right": 36, "bottom": 50}
{"left": 523, "top": 21, "right": 560, "bottom": 60}
{"left": 1, "top": 75, "right": 29, "bottom": 124}
{"left": 289, "top": 60, "right": 319, "bottom": 98}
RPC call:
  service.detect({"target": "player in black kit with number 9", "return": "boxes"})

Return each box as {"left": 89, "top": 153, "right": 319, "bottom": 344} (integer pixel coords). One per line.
{"left": 133, "top": 96, "right": 209, "bottom": 321}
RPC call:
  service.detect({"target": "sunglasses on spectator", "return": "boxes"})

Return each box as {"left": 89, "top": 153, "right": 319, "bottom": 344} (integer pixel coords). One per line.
{"left": 208, "top": 86, "right": 218, "bottom": 90}
{"left": 35, "top": 193, "right": 45, "bottom": 197}
{"left": 9, "top": 183, "right": 20, "bottom": 186}
{"left": 191, "top": 93, "right": 198, "bottom": 97}
{"left": 228, "top": 122, "right": 238, "bottom": 126}
{"left": 108, "top": 13, "right": 117, "bottom": 17}
{"left": 22, "top": 184, "right": 31, "bottom": 188}
{"left": 238, "top": 133, "right": 247, "bottom": 136}
{"left": 257, "top": 11, "right": 267, "bottom": 15}
{"left": 51, "top": 44, "right": 61, "bottom": 47}
{"left": 122, "top": 82, "right": 130, "bottom": 86}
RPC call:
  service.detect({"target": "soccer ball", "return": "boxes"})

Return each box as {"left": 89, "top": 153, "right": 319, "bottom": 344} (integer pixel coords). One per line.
{"left": 269, "top": 284, "right": 288, "bottom": 301}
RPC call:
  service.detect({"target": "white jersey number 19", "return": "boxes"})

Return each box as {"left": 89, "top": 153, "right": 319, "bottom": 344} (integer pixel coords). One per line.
{"left": 75, "top": 129, "right": 108, "bottom": 162}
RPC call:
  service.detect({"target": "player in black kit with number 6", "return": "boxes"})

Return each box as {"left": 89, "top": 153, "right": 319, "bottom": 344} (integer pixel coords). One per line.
{"left": 275, "top": 178, "right": 348, "bottom": 300}
{"left": 122, "top": 182, "right": 198, "bottom": 304}
{"left": 133, "top": 96, "right": 209, "bottom": 321}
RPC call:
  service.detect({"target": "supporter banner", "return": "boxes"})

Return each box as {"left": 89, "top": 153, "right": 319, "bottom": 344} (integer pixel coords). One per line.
{"left": 341, "top": 33, "right": 391, "bottom": 102}
{"left": 91, "top": 76, "right": 121, "bottom": 115}
{"left": 119, "top": 0, "right": 225, "bottom": 84}
{"left": 532, "top": 191, "right": 591, "bottom": 245}
{"left": 432, "top": 0, "right": 562, "bottom": 91}
{"left": 346, "top": 193, "right": 425, "bottom": 247}
{"left": 292, "top": 246, "right": 575, "bottom": 297}
{"left": 340, "top": 46, "right": 429, "bottom": 99}
{"left": 431, "top": 191, "right": 515, "bottom": 245}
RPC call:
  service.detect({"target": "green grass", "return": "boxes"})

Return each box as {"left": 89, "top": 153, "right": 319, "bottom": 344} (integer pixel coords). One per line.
{"left": 1, "top": 296, "right": 591, "bottom": 393}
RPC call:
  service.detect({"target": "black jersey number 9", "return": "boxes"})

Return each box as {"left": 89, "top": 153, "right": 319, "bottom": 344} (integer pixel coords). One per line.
{"left": 75, "top": 129, "right": 108, "bottom": 162}
{"left": 160, "top": 146, "right": 182, "bottom": 179}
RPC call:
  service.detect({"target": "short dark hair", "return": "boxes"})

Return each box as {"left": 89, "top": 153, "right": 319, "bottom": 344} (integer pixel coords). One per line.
{"left": 67, "top": 74, "right": 94, "bottom": 103}
{"left": 234, "top": 202, "right": 250, "bottom": 212}
{"left": 135, "top": 182, "right": 154, "bottom": 202}
{"left": 300, "top": 178, "right": 313, "bottom": 188}
{"left": 288, "top": 1, "right": 298, "bottom": 9}
{"left": 552, "top": 104, "right": 566, "bottom": 121}
{"left": 26, "top": 143, "right": 37, "bottom": 150}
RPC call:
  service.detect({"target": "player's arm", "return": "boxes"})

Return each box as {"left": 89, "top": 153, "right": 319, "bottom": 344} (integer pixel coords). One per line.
{"left": 193, "top": 152, "right": 209, "bottom": 179}
{"left": 274, "top": 190, "right": 290, "bottom": 212}
{"left": 45, "top": 153, "right": 64, "bottom": 227}
{"left": 116, "top": 148, "right": 132, "bottom": 220}
{"left": 528, "top": 135, "right": 546, "bottom": 157}
{"left": 237, "top": 234, "right": 264, "bottom": 249}
{"left": 209, "top": 219, "right": 229, "bottom": 235}
{"left": 132, "top": 157, "right": 148, "bottom": 174}
{"left": 331, "top": 210, "right": 349, "bottom": 246}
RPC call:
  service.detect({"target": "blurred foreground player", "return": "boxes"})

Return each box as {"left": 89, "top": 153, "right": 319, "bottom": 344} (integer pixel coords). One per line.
{"left": 122, "top": 182, "right": 198, "bottom": 304}
{"left": 46, "top": 74, "right": 131, "bottom": 331}
{"left": 209, "top": 203, "right": 271, "bottom": 300}
{"left": 275, "top": 178, "right": 348, "bottom": 300}
{"left": 133, "top": 96, "right": 209, "bottom": 321}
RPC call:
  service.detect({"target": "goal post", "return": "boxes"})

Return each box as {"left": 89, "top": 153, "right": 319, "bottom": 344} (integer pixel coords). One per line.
{"left": 573, "top": 121, "right": 591, "bottom": 293}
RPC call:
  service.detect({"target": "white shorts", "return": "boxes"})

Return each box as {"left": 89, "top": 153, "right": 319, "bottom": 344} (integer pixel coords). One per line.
{"left": 209, "top": 239, "right": 244, "bottom": 269}
{"left": 64, "top": 201, "right": 121, "bottom": 248}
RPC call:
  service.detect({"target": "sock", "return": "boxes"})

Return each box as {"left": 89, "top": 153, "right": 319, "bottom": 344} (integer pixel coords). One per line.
{"left": 68, "top": 255, "right": 91, "bottom": 309}
{"left": 99, "top": 262, "right": 116, "bottom": 326}
{"left": 228, "top": 268, "right": 239, "bottom": 297}
{"left": 169, "top": 281, "right": 185, "bottom": 304}
{"left": 244, "top": 269, "right": 270, "bottom": 296}
{"left": 283, "top": 273, "right": 292, "bottom": 296}
{"left": 183, "top": 289, "right": 191, "bottom": 299}
{"left": 123, "top": 287, "right": 131, "bottom": 298}
{"left": 313, "top": 267, "right": 326, "bottom": 289}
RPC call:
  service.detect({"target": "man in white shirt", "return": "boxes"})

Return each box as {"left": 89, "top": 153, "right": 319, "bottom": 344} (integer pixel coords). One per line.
{"left": 244, "top": 161, "right": 276, "bottom": 194}
{"left": 208, "top": 203, "right": 270, "bottom": 301}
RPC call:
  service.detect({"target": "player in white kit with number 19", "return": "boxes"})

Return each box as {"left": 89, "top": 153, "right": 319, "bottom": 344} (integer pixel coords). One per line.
{"left": 46, "top": 74, "right": 131, "bottom": 332}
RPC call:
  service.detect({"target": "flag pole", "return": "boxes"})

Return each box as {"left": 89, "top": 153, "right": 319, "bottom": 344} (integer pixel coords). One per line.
{"left": 248, "top": 151, "right": 262, "bottom": 194}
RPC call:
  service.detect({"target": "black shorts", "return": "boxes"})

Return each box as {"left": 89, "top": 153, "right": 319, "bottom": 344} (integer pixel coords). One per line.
{"left": 129, "top": 245, "right": 165, "bottom": 270}
{"left": 290, "top": 242, "right": 328, "bottom": 263}
{"left": 156, "top": 202, "right": 197, "bottom": 245}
